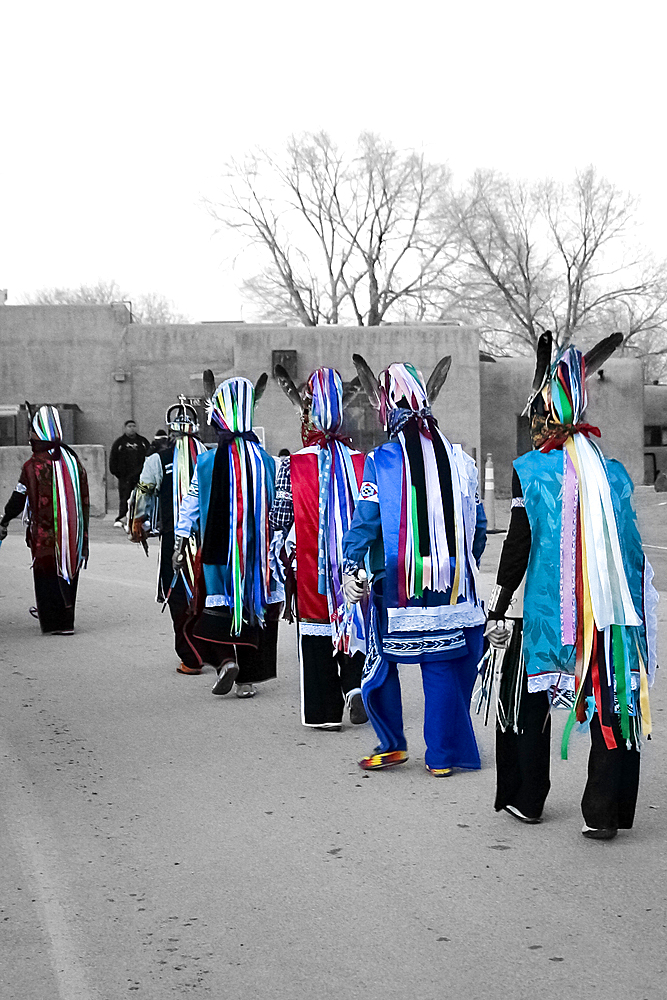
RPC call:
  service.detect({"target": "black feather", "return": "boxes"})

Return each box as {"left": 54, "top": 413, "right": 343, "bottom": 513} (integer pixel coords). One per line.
{"left": 352, "top": 354, "right": 381, "bottom": 411}
{"left": 342, "top": 376, "right": 362, "bottom": 408}
{"left": 274, "top": 364, "right": 305, "bottom": 413}
{"left": 584, "top": 332, "right": 623, "bottom": 377}
{"left": 254, "top": 372, "right": 268, "bottom": 403}
{"left": 202, "top": 369, "right": 216, "bottom": 401}
{"left": 532, "top": 331, "right": 553, "bottom": 392}
{"left": 425, "top": 356, "right": 452, "bottom": 404}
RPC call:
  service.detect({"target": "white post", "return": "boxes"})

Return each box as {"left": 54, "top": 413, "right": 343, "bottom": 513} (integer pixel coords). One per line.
{"left": 484, "top": 453, "right": 496, "bottom": 531}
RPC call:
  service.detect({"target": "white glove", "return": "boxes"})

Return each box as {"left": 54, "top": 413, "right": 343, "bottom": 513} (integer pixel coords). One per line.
{"left": 342, "top": 569, "right": 368, "bottom": 604}
{"left": 484, "top": 618, "right": 511, "bottom": 649}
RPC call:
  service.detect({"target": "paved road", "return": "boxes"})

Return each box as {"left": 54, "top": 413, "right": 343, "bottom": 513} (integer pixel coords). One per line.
{"left": 0, "top": 503, "right": 665, "bottom": 1000}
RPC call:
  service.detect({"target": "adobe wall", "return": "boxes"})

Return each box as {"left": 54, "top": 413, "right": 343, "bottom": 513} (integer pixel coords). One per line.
{"left": 0, "top": 306, "right": 481, "bottom": 511}
{"left": 0, "top": 304, "right": 133, "bottom": 451}
{"left": 125, "top": 322, "right": 482, "bottom": 462}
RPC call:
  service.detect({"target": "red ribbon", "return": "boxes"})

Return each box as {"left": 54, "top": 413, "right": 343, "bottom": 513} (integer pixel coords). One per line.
{"left": 301, "top": 426, "right": 353, "bottom": 448}
{"left": 540, "top": 423, "right": 601, "bottom": 452}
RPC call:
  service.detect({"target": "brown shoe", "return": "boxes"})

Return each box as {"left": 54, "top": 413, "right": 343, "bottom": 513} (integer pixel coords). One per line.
{"left": 177, "top": 663, "right": 203, "bottom": 675}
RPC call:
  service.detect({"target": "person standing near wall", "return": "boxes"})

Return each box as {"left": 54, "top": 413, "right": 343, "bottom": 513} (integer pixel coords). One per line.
{"left": 109, "top": 419, "right": 149, "bottom": 528}
{"left": 130, "top": 401, "right": 208, "bottom": 674}
{"left": 342, "top": 357, "right": 487, "bottom": 775}
{"left": 269, "top": 366, "right": 368, "bottom": 730}
{"left": 485, "top": 333, "right": 658, "bottom": 838}
{"left": 173, "top": 375, "right": 282, "bottom": 699}
{"left": 0, "top": 405, "right": 89, "bottom": 635}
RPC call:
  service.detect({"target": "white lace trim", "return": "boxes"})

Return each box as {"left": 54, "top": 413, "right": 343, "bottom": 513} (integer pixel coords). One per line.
{"left": 205, "top": 591, "right": 283, "bottom": 607}
{"left": 527, "top": 673, "right": 575, "bottom": 694}
{"left": 527, "top": 671, "right": 640, "bottom": 694}
{"left": 299, "top": 621, "right": 332, "bottom": 636}
{"left": 387, "top": 602, "right": 485, "bottom": 633}
{"left": 15, "top": 482, "right": 27, "bottom": 494}
{"left": 511, "top": 497, "right": 525, "bottom": 508}
{"left": 205, "top": 595, "right": 231, "bottom": 608}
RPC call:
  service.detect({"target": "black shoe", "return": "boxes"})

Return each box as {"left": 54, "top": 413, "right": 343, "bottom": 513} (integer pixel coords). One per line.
{"left": 582, "top": 825, "right": 617, "bottom": 840}
{"left": 211, "top": 662, "right": 239, "bottom": 696}
{"left": 503, "top": 804, "right": 542, "bottom": 824}
{"left": 348, "top": 692, "right": 368, "bottom": 725}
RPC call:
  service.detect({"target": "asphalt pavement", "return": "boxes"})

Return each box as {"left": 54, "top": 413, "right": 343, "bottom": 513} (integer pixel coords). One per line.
{"left": 0, "top": 499, "right": 665, "bottom": 1000}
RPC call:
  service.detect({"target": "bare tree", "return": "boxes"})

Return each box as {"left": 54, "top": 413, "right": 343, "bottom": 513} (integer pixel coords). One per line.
{"left": 23, "top": 280, "right": 189, "bottom": 324}
{"left": 451, "top": 166, "right": 667, "bottom": 356}
{"left": 207, "top": 132, "right": 461, "bottom": 326}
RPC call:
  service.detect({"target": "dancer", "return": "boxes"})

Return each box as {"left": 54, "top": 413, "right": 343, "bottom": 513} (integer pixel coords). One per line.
{"left": 0, "top": 404, "right": 89, "bottom": 635}
{"left": 130, "top": 398, "right": 207, "bottom": 674}
{"left": 343, "top": 358, "right": 487, "bottom": 774}
{"left": 485, "top": 333, "right": 658, "bottom": 838}
{"left": 270, "top": 366, "right": 368, "bottom": 729}
{"left": 174, "top": 375, "right": 281, "bottom": 698}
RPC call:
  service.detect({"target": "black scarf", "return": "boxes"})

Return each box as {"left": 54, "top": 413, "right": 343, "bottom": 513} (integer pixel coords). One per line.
{"left": 201, "top": 430, "right": 259, "bottom": 565}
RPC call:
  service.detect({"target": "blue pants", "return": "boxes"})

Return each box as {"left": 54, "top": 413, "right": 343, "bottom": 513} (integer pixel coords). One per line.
{"left": 362, "top": 626, "right": 483, "bottom": 771}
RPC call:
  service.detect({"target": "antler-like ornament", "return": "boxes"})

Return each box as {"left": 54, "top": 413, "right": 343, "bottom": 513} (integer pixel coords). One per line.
{"left": 352, "top": 354, "right": 381, "bottom": 411}
{"left": 425, "top": 356, "right": 452, "bottom": 404}
{"left": 274, "top": 364, "right": 305, "bottom": 413}
{"left": 584, "top": 332, "right": 623, "bottom": 377}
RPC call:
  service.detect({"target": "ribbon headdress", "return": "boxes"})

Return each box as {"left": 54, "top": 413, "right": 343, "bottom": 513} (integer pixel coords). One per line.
{"left": 275, "top": 364, "right": 363, "bottom": 651}
{"left": 31, "top": 404, "right": 85, "bottom": 584}
{"left": 202, "top": 374, "right": 272, "bottom": 634}
{"left": 165, "top": 398, "right": 206, "bottom": 600}
{"left": 353, "top": 354, "right": 476, "bottom": 607}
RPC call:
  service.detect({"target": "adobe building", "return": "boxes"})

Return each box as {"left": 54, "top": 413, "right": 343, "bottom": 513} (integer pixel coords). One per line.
{"left": 0, "top": 304, "right": 647, "bottom": 513}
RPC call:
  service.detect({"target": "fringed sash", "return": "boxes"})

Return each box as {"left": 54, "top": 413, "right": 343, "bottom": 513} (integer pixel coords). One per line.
{"left": 393, "top": 418, "right": 469, "bottom": 606}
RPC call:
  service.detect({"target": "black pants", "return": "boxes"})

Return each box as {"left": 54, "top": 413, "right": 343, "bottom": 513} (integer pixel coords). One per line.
{"left": 496, "top": 682, "right": 640, "bottom": 829}
{"left": 188, "top": 602, "right": 281, "bottom": 683}
{"left": 298, "top": 633, "right": 364, "bottom": 726}
{"left": 495, "top": 682, "right": 552, "bottom": 820}
{"left": 581, "top": 713, "right": 640, "bottom": 830}
{"left": 33, "top": 559, "right": 79, "bottom": 634}
{"left": 116, "top": 475, "right": 139, "bottom": 519}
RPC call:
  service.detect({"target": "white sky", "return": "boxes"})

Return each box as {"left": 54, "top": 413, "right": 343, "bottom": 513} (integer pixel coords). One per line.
{"left": 1, "top": 0, "right": 665, "bottom": 321}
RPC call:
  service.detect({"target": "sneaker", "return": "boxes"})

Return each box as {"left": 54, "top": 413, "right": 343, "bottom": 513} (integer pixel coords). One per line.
{"left": 50, "top": 629, "right": 74, "bottom": 636}
{"left": 235, "top": 683, "right": 257, "bottom": 698}
{"left": 503, "top": 804, "right": 542, "bottom": 824}
{"left": 114, "top": 519, "right": 125, "bottom": 528}
{"left": 426, "top": 765, "right": 453, "bottom": 777}
{"left": 177, "top": 663, "right": 203, "bottom": 675}
{"left": 359, "top": 749, "right": 408, "bottom": 770}
{"left": 348, "top": 691, "right": 368, "bottom": 725}
{"left": 211, "top": 662, "right": 239, "bottom": 696}
{"left": 582, "top": 825, "right": 617, "bottom": 840}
